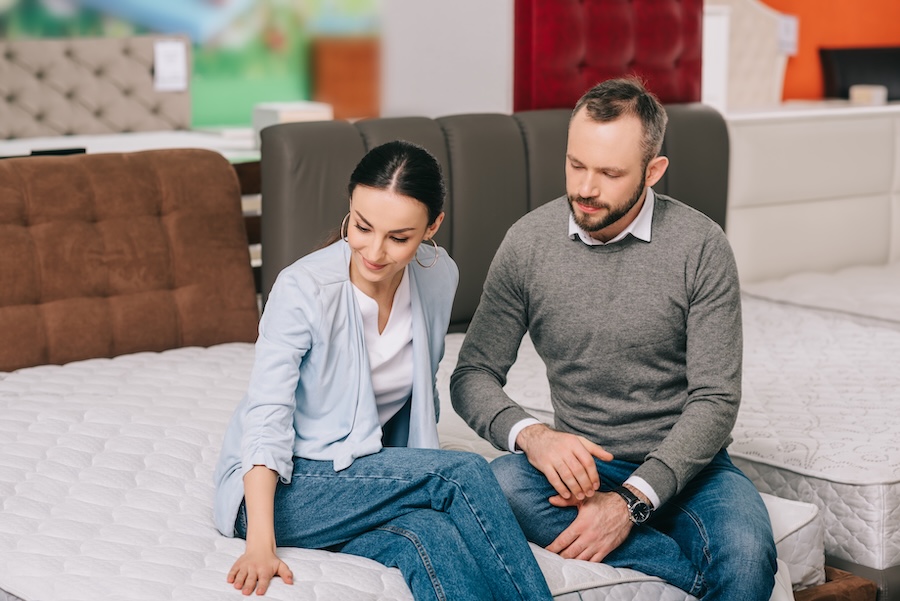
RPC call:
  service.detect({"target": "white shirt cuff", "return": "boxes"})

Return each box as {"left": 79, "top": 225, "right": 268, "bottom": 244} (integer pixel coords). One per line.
{"left": 508, "top": 418, "right": 542, "bottom": 452}
{"left": 625, "top": 475, "right": 660, "bottom": 509}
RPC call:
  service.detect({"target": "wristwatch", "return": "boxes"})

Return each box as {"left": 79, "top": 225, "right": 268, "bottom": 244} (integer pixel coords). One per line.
{"left": 612, "top": 485, "right": 652, "bottom": 525}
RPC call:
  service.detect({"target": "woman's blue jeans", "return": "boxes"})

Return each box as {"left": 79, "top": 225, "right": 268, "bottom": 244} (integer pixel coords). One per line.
{"left": 235, "top": 448, "right": 553, "bottom": 601}
{"left": 491, "top": 448, "right": 777, "bottom": 600}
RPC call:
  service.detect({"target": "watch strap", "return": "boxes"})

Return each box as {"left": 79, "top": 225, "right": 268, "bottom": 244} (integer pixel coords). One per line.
{"left": 612, "top": 485, "right": 651, "bottom": 524}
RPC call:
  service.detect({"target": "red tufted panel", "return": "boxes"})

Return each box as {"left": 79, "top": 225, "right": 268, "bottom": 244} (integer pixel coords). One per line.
{"left": 515, "top": 0, "right": 702, "bottom": 110}
{"left": 0, "top": 149, "right": 260, "bottom": 371}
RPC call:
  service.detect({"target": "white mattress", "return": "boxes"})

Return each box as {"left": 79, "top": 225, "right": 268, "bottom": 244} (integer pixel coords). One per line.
{"left": 730, "top": 264, "right": 900, "bottom": 572}
{"left": 0, "top": 344, "right": 416, "bottom": 601}
{"left": 0, "top": 343, "right": 712, "bottom": 601}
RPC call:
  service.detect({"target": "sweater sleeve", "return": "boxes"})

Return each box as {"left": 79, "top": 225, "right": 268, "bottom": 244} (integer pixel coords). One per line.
{"left": 450, "top": 230, "right": 538, "bottom": 451}
{"left": 240, "top": 268, "right": 318, "bottom": 484}
{"left": 634, "top": 225, "right": 743, "bottom": 506}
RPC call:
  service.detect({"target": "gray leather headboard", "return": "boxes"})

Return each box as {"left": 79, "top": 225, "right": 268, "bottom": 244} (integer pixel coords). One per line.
{"left": 0, "top": 35, "right": 191, "bottom": 140}
{"left": 260, "top": 104, "right": 729, "bottom": 330}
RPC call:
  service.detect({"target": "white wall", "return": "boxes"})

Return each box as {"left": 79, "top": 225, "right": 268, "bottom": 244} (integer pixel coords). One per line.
{"left": 380, "top": 0, "right": 514, "bottom": 118}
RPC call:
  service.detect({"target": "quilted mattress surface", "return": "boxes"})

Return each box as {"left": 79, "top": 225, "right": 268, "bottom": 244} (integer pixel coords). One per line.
{"left": 730, "top": 266, "right": 900, "bottom": 571}
{"left": 0, "top": 343, "right": 707, "bottom": 601}
{"left": 436, "top": 334, "right": 823, "bottom": 592}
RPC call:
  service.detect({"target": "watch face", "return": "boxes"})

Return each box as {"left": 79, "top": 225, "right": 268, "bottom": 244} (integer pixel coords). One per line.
{"left": 613, "top": 486, "right": 652, "bottom": 524}
{"left": 631, "top": 501, "right": 652, "bottom": 524}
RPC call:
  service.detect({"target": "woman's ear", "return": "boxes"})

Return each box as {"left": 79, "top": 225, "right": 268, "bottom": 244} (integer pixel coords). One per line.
{"left": 426, "top": 212, "right": 445, "bottom": 239}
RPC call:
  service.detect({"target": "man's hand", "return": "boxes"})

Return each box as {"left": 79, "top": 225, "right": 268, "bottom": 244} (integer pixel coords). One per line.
{"left": 545, "top": 491, "right": 633, "bottom": 562}
{"left": 227, "top": 547, "right": 294, "bottom": 596}
{"left": 516, "top": 423, "right": 613, "bottom": 501}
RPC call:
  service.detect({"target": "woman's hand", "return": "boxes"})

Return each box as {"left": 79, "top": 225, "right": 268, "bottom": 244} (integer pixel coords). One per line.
{"left": 232, "top": 466, "right": 292, "bottom": 595}
{"left": 227, "top": 547, "right": 294, "bottom": 596}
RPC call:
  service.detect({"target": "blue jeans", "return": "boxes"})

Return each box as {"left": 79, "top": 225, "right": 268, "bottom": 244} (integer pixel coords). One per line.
{"left": 491, "top": 449, "right": 777, "bottom": 600}
{"left": 235, "top": 448, "right": 552, "bottom": 601}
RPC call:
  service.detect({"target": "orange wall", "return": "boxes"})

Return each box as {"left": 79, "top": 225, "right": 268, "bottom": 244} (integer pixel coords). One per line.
{"left": 758, "top": 0, "right": 900, "bottom": 100}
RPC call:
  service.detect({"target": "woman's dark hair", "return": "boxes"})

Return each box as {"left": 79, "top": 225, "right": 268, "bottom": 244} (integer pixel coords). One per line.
{"left": 318, "top": 140, "right": 445, "bottom": 249}
{"left": 348, "top": 140, "right": 445, "bottom": 225}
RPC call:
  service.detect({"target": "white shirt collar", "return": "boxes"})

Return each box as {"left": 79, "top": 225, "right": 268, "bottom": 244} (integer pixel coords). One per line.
{"left": 568, "top": 188, "right": 655, "bottom": 246}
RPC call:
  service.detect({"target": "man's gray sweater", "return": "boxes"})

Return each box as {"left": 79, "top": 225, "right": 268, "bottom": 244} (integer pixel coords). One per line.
{"left": 450, "top": 194, "right": 742, "bottom": 506}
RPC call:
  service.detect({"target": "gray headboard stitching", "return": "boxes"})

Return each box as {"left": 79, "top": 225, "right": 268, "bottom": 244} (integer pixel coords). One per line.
{"left": 259, "top": 104, "right": 730, "bottom": 331}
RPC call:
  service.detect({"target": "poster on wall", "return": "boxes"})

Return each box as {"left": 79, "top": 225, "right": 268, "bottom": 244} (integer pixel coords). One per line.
{"left": 0, "top": 0, "right": 379, "bottom": 127}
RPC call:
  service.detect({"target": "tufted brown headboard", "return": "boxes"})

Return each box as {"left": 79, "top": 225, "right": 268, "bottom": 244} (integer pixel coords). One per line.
{"left": 0, "top": 149, "right": 260, "bottom": 372}
{"left": 514, "top": 0, "right": 703, "bottom": 110}
{"left": 0, "top": 35, "right": 191, "bottom": 140}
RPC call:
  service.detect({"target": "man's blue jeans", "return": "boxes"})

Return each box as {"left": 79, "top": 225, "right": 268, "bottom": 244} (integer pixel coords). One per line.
{"left": 491, "top": 448, "right": 777, "bottom": 600}
{"left": 235, "top": 448, "right": 553, "bottom": 601}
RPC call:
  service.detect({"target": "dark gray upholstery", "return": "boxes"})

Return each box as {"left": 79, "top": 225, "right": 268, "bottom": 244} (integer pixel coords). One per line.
{"left": 436, "top": 114, "right": 530, "bottom": 326}
{"left": 260, "top": 104, "right": 729, "bottom": 330}
{"left": 658, "top": 104, "right": 730, "bottom": 230}
{"left": 511, "top": 110, "right": 570, "bottom": 212}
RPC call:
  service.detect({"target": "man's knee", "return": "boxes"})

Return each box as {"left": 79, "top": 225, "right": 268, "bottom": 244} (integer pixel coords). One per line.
{"left": 726, "top": 496, "right": 776, "bottom": 562}
{"left": 708, "top": 514, "right": 778, "bottom": 597}
{"left": 489, "top": 453, "right": 531, "bottom": 498}
{"left": 489, "top": 453, "right": 550, "bottom": 525}
{"left": 726, "top": 524, "right": 777, "bottom": 571}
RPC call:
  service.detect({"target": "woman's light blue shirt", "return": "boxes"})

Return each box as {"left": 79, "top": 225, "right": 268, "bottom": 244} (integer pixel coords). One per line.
{"left": 213, "top": 240, "right": 458, "bottom": 536}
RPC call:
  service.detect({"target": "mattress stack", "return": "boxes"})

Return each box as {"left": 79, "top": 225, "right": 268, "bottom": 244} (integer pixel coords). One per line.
{"left": 732, "top": 263, "right": 900, "bottom": 598}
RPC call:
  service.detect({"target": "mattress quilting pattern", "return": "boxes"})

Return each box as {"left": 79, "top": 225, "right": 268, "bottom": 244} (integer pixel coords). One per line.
{"left": 530, "top": 546, "right": 695, "bottom": 600}
{"left": 734, "top": 459, "right": 897, "bottom": 571}
{"left": 0, "top": 344, "right": 416, "bottom": 601}
{"left": 731, "top": 294, "right": 900, "bottom": 569}
{"left": 436, "top": 333, "right": 824, "bottom": 591}
{"left": 0, "top": 343, "right": 701, "bottom": 601}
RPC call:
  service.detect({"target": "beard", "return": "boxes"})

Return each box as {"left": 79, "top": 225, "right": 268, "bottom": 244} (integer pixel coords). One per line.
{"left": 568, "top": 171, "right": 646, "bottom": 233}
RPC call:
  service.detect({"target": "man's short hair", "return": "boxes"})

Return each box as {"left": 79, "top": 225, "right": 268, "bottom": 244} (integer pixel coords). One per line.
{"left": 572, "top": 78, "right": 668, "bottom": 168}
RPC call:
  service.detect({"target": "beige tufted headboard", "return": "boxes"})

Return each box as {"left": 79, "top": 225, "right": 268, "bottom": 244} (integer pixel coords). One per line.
{"left": 705, "top": 0, "right": 789, "bottom": 110}
{"left": 0, "top": 35, "right": 191, "bottom": 140}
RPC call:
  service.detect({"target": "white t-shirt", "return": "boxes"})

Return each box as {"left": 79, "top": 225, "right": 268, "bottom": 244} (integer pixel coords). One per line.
{"left": 352, "top": 267, "right": 414, "bottom": 426}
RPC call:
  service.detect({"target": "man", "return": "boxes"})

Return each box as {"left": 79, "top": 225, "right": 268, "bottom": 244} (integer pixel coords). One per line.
{"left": 450, "top": 78, "right": 777, "bottom": 599}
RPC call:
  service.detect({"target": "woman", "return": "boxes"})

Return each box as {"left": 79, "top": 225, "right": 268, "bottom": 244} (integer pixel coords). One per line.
{"left": 213, "top": 140, "right": 553, "bottom": 600}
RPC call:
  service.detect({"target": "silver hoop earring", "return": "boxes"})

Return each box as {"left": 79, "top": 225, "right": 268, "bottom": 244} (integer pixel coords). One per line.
{"left": 340, "top": 212, "right": 350, "bottom": 242}
{"left": 415, "top": 238, "right": 439, "bottom": 269}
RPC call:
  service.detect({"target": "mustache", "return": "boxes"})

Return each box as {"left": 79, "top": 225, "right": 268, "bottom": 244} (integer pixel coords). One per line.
{"left": 569, "top": 195, "right": 608, "bottom": 210}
